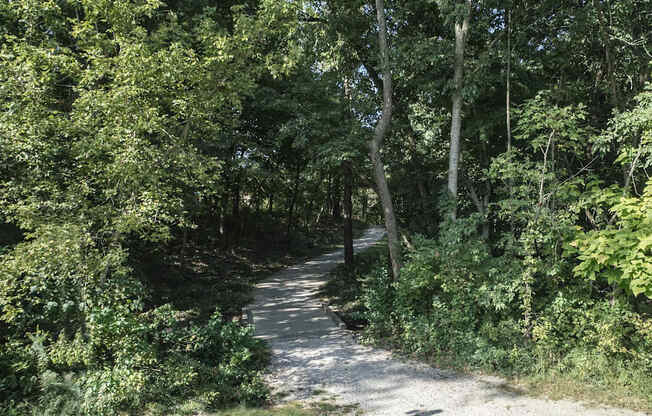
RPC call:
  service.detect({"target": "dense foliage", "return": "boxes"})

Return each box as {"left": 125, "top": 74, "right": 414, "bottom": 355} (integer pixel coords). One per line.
{"left": 317, "top": 0, "right": 650, "bottom": 409}
{"left": 1, "top": 0, "right": 650, "bottom": 413}
{"left": 0, "top": 0, "right": 355, "bottom": 414}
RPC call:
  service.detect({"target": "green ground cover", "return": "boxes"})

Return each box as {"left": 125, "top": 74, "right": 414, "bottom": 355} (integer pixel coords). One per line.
{"left": 321, "top": 237, "right": 652, "bottom": 413}
{"left": 1, "top": 220, "right": 362, "bottom": 416}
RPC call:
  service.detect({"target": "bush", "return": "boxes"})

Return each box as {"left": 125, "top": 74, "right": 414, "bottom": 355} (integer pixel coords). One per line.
{"left": 0, "top": 225, "right": 269, "bottom": 415}
{"left": 359, "top": 212, "right": 651, "bottom": 404}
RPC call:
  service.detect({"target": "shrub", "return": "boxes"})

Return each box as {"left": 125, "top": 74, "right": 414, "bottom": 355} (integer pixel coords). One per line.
{"left": 360, "top": 210, "right": 651, "bottom": 399}
{"left": 0, "top": 225, "right": 269, "bottom": 415}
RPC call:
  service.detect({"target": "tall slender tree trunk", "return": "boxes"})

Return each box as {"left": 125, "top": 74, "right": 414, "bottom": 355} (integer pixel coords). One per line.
{"left": 306, "top": 197, "right": 313, "bottom": 231}
{"left": 407, "top": 134, "right": 428, "bottom": 206}
{"left": 326, "top": 173, "right": 333, "bottom": 215}
{"left": 592, "top": 0, "right": 633, "bottom": 191}
{"left": 592, "top": 0, "right": 621, "bottom": 111}
{"left": 447, "top": 0, "right": 472, "bottom": 220}
{"left": 214, "top": 197, "right": 223, "bottom": 250}
{"left": 231, "top": 171, "right": 241, "bottom": 245}
{"left": 181, "top": 226, "right": 188, "bottom": 271}
{"left": 267, "top": 192, "right": 274, "bottom": 213}
{"left": 221, "top": 191, "right": 230, "bottom": 250}
{"left": 332, "top": 174, "right": 342, "bottom": 220}
{"left": 342, "top": 78, "right": 355, "bottom": 269}
{"left": 505, "top": 8, "right": 515, "bottom": 233}
{"left": 343, "top": 160, "right": 354, "bottom": 269}
{"left": 371, "top": 0, "right": 401, "bottom": 279}
{"left": 506, "top": 8, "right": 512, "bottom": 152}
{"left": 286, "top": 165, "right": 302, "bottom": 247}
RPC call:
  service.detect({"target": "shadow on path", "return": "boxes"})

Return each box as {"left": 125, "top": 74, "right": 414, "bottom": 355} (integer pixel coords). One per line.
{"left": 249, "top": 227, "right": 643, "bottom": 416}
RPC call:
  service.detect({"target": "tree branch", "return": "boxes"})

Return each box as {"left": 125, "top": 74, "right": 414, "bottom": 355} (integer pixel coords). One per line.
{"left": 467, "top": 182, "right": 485, "bottom": 215}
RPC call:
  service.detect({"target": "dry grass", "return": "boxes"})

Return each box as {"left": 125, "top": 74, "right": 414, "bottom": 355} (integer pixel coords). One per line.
{"left": 520, "top": 374, "right": 652, "bottom": 413}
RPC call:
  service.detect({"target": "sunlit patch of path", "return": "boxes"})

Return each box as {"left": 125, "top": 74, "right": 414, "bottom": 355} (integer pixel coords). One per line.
{"left": 249, "top": 228, "right": 643, "bottom": 416}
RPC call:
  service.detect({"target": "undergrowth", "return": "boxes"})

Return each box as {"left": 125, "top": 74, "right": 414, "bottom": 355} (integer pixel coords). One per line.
{"left": 319, "top": 239, "right": 387, "bottom": 330}
{"left": 323, "top": 224, "right": 652, "bottom": 412}
{"left": 0, "top": 219, "right": 360, "bottom": 415}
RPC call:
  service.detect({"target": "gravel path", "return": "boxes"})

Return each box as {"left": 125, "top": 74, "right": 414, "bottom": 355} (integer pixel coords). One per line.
{"left": 248, "top": 227, "right": 645, "bottom": 416}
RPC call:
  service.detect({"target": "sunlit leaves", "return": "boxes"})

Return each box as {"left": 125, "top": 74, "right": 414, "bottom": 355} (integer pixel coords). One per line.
{"left": 593, "top": 85, "right": 652, "bottom": 177}
{"left": 514, "top": 91, "right": 594, "bottom": 156}
{"left": 570, "top": 180, "right": 652, "bottom": 298}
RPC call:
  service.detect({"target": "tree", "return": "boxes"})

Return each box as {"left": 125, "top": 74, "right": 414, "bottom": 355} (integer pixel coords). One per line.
{"left": 343, "top": 160, "right": 354, "bottom": 268}
{"left": 370, "top": 0, "right": 402, "bottom": 278}
{"left": 447, "top": 0, "right": 472, "bottom": 219}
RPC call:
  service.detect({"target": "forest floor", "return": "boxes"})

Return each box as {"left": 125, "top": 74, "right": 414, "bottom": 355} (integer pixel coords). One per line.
{"left": 135, "top": 220, "right": 370, "bottom": 415}
{"left": 249, "top": 227, "right": 647, "bottom": 416}
{"left": 144, "top": 219, "right": 367, "bottom": 325}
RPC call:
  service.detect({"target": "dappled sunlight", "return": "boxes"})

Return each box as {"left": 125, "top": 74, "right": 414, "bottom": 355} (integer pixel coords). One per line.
{"left": 249, "top": 228, "right": 643, "bottom": 416}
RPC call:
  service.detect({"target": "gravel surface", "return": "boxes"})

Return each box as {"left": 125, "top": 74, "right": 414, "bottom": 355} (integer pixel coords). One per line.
{"left": 249, "top": 227, "right": 645, "bottom": 416}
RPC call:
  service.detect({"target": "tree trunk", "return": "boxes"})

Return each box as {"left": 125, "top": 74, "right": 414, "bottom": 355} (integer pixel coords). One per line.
{"left": 447, "top": 0, "right": 472, "bottom": 220}
{"left": 332, "top": 173, "right": 342, "bottom": 220}
{"left": 506, "top": 8, "right": 512, "bottom": 152}
{"left": 343, "top": 160, "right": 354, "bottom": 269}
{"left": 181, "top": 226, "right": 188, "bottom": 271}
{"left": 468, "top": 181, "right": 490, "bottom": 239}
{"left": 593, "top": 0, "right": 621, "bottom": 110}
{"left": 326, "top": 173, "right": 333, "bottom": 215}
{"left": 221, "top": 192, "right": 230, "bottom": 250}
{"left": 286, "top": 165, "right": 302, "bottom": 247}
{"left": 370, "top": 0, "right": 401, "bottom": 279}
{"left": 214, "top": 198, "right": 223, "bottom": 249}
{"left": 407, "top": 134, "right": 428, "bottom": 206}
{"left": 267, "top": 192, "right": 274, "bottom": 213}
{"left": 306, "top": 197, "right": 313, "bottom": 231}
{"left": 231, "top": 171, "right": 241, "bottom": 245}
{"left": 592, "top": 1, "right": 633, "bottom": 190}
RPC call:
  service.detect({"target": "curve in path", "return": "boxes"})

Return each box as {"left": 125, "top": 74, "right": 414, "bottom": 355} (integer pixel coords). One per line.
{"left": 249, "top": 227, "right": 644, "bottom": 416}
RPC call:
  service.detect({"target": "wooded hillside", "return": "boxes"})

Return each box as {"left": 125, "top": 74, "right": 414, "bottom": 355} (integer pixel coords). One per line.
{"left": 1, "top": 0, "right": 650, "bottom": 414}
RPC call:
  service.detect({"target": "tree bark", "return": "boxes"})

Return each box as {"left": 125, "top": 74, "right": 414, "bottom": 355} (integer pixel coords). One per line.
{"left": 326, "top": 173, "right": 333, "bottom": 215}
{"left": 267, "top": 192, "right": 274, "bottom": 213}
{"left": 221, "top": 191, "right": 230, "bottom": 250}
{"left": 506, "top": 8, "right": 512, "bottom": 152}
{"left": 181, "top": 226, "right": 188, "bottom": 271}
{"left": 370, "top": 0, "right": 401, "bottom": 279}
{"left": 592, "top": 0, "right": 621, "bottom": 110}
{"left": 342, "top": 78, "right": 355, "bottom": 269}
{"left": 343, "top": 160, "right": 354, "bottom": 269}
{"left": 332, "top": 173, "right": 342, "bottom": 220}
{"left": 215, "top": 197, "right": 223, "bottom": 249}
{"left": 468, "top": 181, "right": 490, "bottom": 239}
{"left": 231, "top": 170, "right": 241, "bottom": 245}
{"left": 407, "top": 134, "right": 428, "bottom": 206}
{"left": 447, "top": 0, "right": 472, "bottom": 220}
{"left": 286, "top": 165, "right": 302, "bottom": 247}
